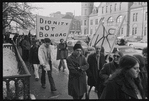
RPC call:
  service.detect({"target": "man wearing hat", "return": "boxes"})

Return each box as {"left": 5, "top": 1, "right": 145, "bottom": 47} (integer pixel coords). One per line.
{"left": 66, "top": 43, "right": 89, "bottom": 99}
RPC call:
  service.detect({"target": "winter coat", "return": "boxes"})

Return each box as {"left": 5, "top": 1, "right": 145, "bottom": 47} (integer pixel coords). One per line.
{"left": 99, "top": 61, "right": 120, "bottom": 82}
{"left": 86, "top": 52, "right": 105, "bottom": 87}
{"left": 38, "top": 44, "right": 52, "bottom": 71}
{"left": 100, "top": 74, "right": 145, "bottom": 99}
{"left": 56, "top": 42, "right": 68, "bottom": 60}
{"left": 29, "top": 45, "right": 40, "bottom": 64}
{"left": 66, "top": 53, "right": 89, "bottom": 97}
{"left": 21, "top": 39, "right": 31, "bottom": 50}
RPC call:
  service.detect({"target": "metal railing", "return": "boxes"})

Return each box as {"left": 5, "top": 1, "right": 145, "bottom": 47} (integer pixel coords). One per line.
{"left": 3, "top": 40, "right": 31, "bottom": 99}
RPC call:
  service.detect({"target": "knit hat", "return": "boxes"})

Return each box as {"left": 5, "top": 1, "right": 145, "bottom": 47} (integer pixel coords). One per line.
{"left": 73, "top": 43, "right": 83, "bottom": 50}
{"left": 44, "top": 38, "right": 51, "bottom": 43}
{"left": 119, "top": 55, "right": 139, "bottom": 70}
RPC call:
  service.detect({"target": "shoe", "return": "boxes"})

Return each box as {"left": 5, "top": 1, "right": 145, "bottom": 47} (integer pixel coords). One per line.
{"left": 41, "top": 84, "right": 46, "bottom": 89}
{"left": 49, "top": 91, "right": 60, "bottom": 98}
{"left": 51, "top": 88, "right": 57, "bottom": 92}
{"left": 35, "top": 78, "right": 39, "bottom": 81}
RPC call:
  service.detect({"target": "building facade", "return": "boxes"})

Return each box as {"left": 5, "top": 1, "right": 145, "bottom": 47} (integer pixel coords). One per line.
{"left": 81, "top": 2, "right": 94, "bottom": 35}
{"left": 50, "top": 12, "right": 82, "bottom": 36}
{"left": 129, "top": 2, "right": 147, "bottom": 40}
{"left": 81, "top": 2, "right": 147, "bottom": 41}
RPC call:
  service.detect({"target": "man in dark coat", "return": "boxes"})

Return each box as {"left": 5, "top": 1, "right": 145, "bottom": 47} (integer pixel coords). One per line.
{"left": 86, "top": 45, "right": 105, "bottom": 99}
{"left": 29, "top": 40, "right": 40, "bottom": 81}
{"left": 57, "top": 38, "right": 68, "bottom": 72}
{"left": 66, "top": 43, "right": 89, "bottom": 99}
{"left": 21, "top": 35, "right": 31, "bottom": 62}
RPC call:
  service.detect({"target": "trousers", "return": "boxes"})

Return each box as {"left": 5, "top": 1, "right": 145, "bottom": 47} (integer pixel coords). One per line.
{"left": 33, "top": 64, "right": 40, "bottom": 79}
{"left": 58, "top": 59, "right": 66, "bottom": 70}
{"left": 41, "top": 65, "right": 56, "bottom": 91}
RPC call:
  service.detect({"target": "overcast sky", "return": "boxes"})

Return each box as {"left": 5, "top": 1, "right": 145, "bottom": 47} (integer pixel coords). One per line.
{"left": 30, "top": 2, "right": 100, "bottom": 16}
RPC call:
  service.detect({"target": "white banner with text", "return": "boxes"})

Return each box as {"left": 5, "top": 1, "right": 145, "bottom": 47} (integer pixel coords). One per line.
{"left": 36, "top": 15, "right": 72, "bottom": 41}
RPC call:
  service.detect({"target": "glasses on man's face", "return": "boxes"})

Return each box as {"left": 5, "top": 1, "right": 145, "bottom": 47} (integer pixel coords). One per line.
{"left": 113, "top": 55, "right": 120, "bottom": 58}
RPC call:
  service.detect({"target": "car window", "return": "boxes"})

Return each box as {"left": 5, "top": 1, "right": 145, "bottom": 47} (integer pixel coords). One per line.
{"left": 119, "top": 47, "right": 136, "bottom": 53}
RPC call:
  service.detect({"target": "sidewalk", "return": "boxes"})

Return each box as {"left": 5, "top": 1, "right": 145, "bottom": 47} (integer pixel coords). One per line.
{"left": 29, "top": 63, "right": 72, "bottom": 99}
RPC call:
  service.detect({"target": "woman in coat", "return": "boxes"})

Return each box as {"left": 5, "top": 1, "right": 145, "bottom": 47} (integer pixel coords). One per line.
{"left": 57, "top": 38, "right": 68, "bottom": 72}
{"left": 133, "top": 54, "right": 148, "bottom": 98}
{"left": 100, "top": 55, "right": 145, "bottom": 99}
{"left": 66, "top": 43, "right": 89, "bottom": 99}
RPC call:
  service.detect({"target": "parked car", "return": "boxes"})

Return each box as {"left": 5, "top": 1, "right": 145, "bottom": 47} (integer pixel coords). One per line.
{"left": 105, "top": 45, "right": 141, "bottom": 62}
{"left": 127, "top": 42, "right": 147, "bottom": 50}
{"left": 67, "top": 40, "right": 95, "bottom": 57}
{"left": 117, "top": 37, "right": 127, "bottom": 45}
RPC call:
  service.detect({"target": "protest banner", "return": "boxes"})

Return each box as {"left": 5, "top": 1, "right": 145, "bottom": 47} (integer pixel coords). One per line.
{"left": 36, "top": 15, "right": 72, "bottom": 41}
{"left": 89, "top": 15, "right": 126, "bottom": 55}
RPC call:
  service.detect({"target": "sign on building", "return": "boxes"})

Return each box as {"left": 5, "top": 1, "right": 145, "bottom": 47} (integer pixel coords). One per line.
{"left": 36, "top": 15, "right": 72, "bottom": 41}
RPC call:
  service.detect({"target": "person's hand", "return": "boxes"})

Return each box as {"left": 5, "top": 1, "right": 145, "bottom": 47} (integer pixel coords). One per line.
{"left": 109, "top": 74, "right": 112, "bottom": 78}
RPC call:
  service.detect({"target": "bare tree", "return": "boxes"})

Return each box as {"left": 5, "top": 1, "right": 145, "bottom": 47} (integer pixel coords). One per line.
{"left": 3, "top": 2, "right": 41, "bottom": 33}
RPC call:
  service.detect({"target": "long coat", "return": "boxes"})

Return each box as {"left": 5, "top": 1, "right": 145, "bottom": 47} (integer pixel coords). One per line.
{"left": 86, "top": 52, "right": 105, "bottom": 87}
{"left": 56, "top": 42, "right": 68, "bottom": 60}
{"left": 100, "top": 74, "right": 145, "bottom": 99}
{"left": 38, "top": 44, "right": 52, "bottom": 71}
{"left": 66, "top": 53, "right": 89, "bottom": 97}
{"left": 29, "top": 45, "right": 40, "bottom": 64}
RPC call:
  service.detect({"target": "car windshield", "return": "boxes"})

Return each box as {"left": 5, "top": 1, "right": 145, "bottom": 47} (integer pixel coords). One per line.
{"left": 118, "top": 47, "right": 136, "bottom": 53}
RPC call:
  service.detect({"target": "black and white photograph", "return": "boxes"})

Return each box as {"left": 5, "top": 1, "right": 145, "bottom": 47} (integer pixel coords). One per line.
{"left": 3, "top": 2, "right": 147, "bottom": 99}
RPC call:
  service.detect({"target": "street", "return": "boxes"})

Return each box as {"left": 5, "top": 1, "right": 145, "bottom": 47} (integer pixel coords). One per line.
{"left": 29, "top": 46, "right": 98, "bottom": 99}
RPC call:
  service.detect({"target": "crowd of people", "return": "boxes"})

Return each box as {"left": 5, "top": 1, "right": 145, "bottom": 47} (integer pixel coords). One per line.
{"left": 4, "top": 34, "right": 148, "bottom": 99}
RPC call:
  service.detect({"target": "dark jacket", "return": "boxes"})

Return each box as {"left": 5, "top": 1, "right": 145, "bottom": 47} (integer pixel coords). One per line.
{"left": 86, "top": 52, "right": 105, "bottom": 87}
{"left": 57, "top": 42, "right": 68, "bottom": 60}
{"left": 21, "top": 39, "right": 31, "bottom": 50}
{"left": 100, "top": 74, "right": 145, "bottom": 99}
{"left": 66, "top": 53, "right": 89, "bottom": 97}
{"left": 29, "top": 45, "right": 40, "bottom": 64}
{"left": 99, "top": 61, "right": 120, "bottom": 82}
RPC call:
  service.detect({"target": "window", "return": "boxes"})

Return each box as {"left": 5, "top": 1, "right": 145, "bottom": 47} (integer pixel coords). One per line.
{"left": 110, "top": 5, "right": 112, "bottom": 13}
{"left": 106, "top": 6, "right": 108, "bottom": 13}
{"left": 133, "top": 13, "right": 135, "bottom": 22}
{"left": 90, "top": 20, "right": 93, "bottom": 25}
{"left": 145, "top": 12, "right": 147, "bottom": 21}
{"left": 133, "top": 13, "right": 138, "bottom": 22}
{"left": 107, "top": 17, "right": 114, "bottom": 26}
{"left": 102, "top": 7, "right": 104, "bottom": 14}
{"left": 95, "top": 19, "right": 98, "bottom": 25}
{"left": 132, "top": 27, "right": 135, "bottom": 35}
{"left": 84, "top": 20, "right": 86, "bottom": 25}
{"left": 85, "top": 9, "right": 87, "bottom": 15}
{"left": 135, "top": 27, "right": 137, "bottom": 34}
{"left": 144, "top": 26, "right": 147, "bottom": 36}
{"left": 115, "top": 4, "right": 117, "bottom": 11}
{"left": 119, "top": 2, "right": 121, "bottom": 10}
{"left": 117, "top": 15, "right": 123, "bottom": 23}
{"left": 136, "top": 13, "right": 138, "bottom": 21}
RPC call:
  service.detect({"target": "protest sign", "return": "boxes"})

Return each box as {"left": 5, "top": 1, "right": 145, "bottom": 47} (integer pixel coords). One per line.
{"left": 36, "top": 15, "right": 72, "bottom": 41}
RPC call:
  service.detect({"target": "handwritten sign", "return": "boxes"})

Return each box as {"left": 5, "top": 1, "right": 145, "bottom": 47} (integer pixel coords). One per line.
{"left": 36, "top": 15, "right": 72, "bottom": 41}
